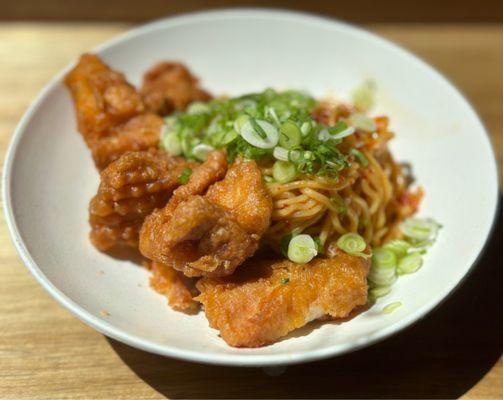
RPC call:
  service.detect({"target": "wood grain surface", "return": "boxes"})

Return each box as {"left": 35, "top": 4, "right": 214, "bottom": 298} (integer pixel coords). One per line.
{"left": 0, "top": 23, "right": 502, "bottom": 399}
{"left": 3, "top": 0, "right": 503, "bottom": 23}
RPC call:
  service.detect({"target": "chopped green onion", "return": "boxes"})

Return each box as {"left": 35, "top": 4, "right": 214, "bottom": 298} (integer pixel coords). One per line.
{"left": 303, "top": 151, "right": 314, "bottom": 160}
{"left": 178, "top": 168, "right": 193, "bottom": 184}
{"left": 280, "top": 234, "right": 293, "bottom": 258}
{"left": 350, "top": 148, "right": 369, "bottom": 167}
{"left": 192, "top": 143, "right": 214, "bottom": 161}
{"left": 300, "top": 121, "right": 313, "bottom": 136}
{"left": 250, "top": 118, "right": 268, "bottom": 140}
{"left": 273, "top": 160, "right": 297, "bottom": 184}
{"left": 161, "top": 131, "right": 182, "bottom": 156}
{"left": 397, "top": 252, "right": 423, "bottom": 275}
{"left": 352, "top": 79, "right": 376, "bottom": 112}
{"left": 273, "top": 146, "right": 289, "bottom": 161}
{"left": 330, "top": 126, "right": 355, "bottom": 140}
{"left": 266, "top": 106, "right": 280, "bottom": 125}
{"left": 383, "top": 301, "right": 402, "bottom": 314}
{"left": 401, "top": 218, "right": 441, "bottom": 244}
{"left": 218, "top": 129, "right": 239, "bottom": 146}
{"left": 336, "top": 233, "right": 369, "bottom": 258}
{"left": 348, "top": 113, "right": 377, "bottom": 132}
{"left": 187, "top": 102, "right": 211, "bottom": 114}
{"left": 287, "top": 234, "right": 318, "bottom": 264}
{"left": 383, "top": 239, "right": 411, "bottom": 259}
{"left": 369, "top": 285, "right": 392, "bottom": 302}
{"left": 369, "top": 248, "right": 397, "bottom": 286}
{"left": 280, "top": 277, "right": 290, "bottom": 284}
{"left": 313, "top": 236, "right": 323, "bottom": 254}
{"left": 279, "top": 121, "right": 302, "bottom": 149}
{"left": 317, "top": 129, "right": 330, "bottom": 142}
{"left": 234, "top": 114, "right": 250, "bottom": 132}
{"left": 239, "top": 119, "right": 279, "bottom": 149}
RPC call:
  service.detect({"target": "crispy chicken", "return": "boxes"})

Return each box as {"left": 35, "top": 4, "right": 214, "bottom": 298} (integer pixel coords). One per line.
{"left": 140, "top": 62, "right": 212, "bottom": 116}
{"left": 196, "top": 253, "right": 370, "bottom": 347}
{"left": 139, "top": 154, "right": 272, "bottom": 278}
{"left": 65, "top": 54, "right": 162, "bottom": 169}
{"left": 89, "top": 149, "right": 197, "bottom": 251}
{"left": 147, "top": 260, "right": 199, "bottom": 313}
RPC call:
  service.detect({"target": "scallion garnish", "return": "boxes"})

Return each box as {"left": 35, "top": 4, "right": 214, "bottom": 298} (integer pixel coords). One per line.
{"left": 348, "top": 113, "right": 377, "bottom": 132}
{"left": 273, "top": 146, "right": 289, "bottom": 161}
{"left": 382, "top": 239, "right": 411, "bottom": 259}
{"left": 336, "top": 233, "right": 369, "bottom": 258}
{"left": 382, "top": 301, "right": 402, "bottom": 314}
{"left": 178, "top": 168, "right": 193, "bottom": 184}
{"left": 240, "top": 118, "right": 279, "bottom": 149}
{"left": 369, "top": 248, "right": 397, "bottom": 286}
{"left": 161, "top": 131, "right": 182, "bottom": 156}
{"left": 272, "top": 160, "right": 297, "bottom": 184}
{"left": 159, "top": 89, "right": 352, "bottom": 175}
{"left": 280, "top": 234, "right": 293, "bottom": 258}
{"left": 400, "top": 218, "right": 441, "bottom": 246}
{"left": 192, "top": 143, "right": 215, "bottom": 161}
{"left": 369, "top": 285, "right": 392, "bottom": 302}
{"left": 352, "top": 79, "right": 376, "bottom": 112}
{"left": 397, "top": 252, "right": 423, "bottom": 275}
{"left": 350, "top": 148, "right": 369, "bottom": 167}
{"left": 279, "top": 120, "right": 302, "bottom": 149}
{"left": 287, "top": 234, "right": 318, "bottom": 264}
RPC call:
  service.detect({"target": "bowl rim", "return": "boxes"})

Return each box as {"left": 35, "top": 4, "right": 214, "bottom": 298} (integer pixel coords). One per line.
{"left": 2, "top": 8, "right": 499, "bottom": 366}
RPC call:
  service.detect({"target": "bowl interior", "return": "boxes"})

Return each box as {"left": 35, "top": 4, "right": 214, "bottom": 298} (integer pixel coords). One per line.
{"left": 4, "top": 10, "right": 498, "bottom": 365}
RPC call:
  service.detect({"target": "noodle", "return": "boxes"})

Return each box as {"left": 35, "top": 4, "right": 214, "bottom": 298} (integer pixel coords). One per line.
{"left": 262, "top": 103, "right": 423, "bottom": 251}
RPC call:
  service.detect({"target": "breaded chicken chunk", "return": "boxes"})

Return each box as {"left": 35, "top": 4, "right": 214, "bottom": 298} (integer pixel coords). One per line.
{"left": 196, "top": 254, "right": 370, "bottom": 347}
{"left": 65, "top": 54, "right": 162, "bottom": 169}
{"left": 206, "top": 157, "right": 272, "bottom": 235}
{"left": 89, "top": 149, "right": 196, "bottom": 251}
{"left": 90, "top": 113, "right": 162, "bottom": 170}
{"left": 140, "top": 62, "right": 212, "bottom": 115}
{"left": 147, "top": 260, "right": 199, "bottom": 313}
{"left": 140, "top": 155, "right": 272, "bottom": 278}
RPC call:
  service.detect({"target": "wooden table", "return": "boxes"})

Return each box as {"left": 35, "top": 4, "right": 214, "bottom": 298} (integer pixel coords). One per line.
{"left": 0, "top": 23, "right": 502, "bottom": 399}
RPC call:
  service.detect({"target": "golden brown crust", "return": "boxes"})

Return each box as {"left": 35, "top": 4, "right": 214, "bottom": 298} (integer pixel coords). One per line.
{"left": 196, "top": 254, "right": 370, "bottom": 347}
{"left": 206, "top": 157, "right": 273, "bottom": 236}
{"left": 139, "top": 154, "right": 273, "bottom": 278}
{"left": 89, "top": 149, "right": 196, "bottom": 251}
{"left": 147, "top": 260, "right": 199, "bottom": 313}
{"left": 65, "top": 54, "right": 162, "bottom": 169}
{"left": 140, "top": 62, "right": 212, "bottom": 115}
{"left": 89, "top": 113, "right": 162, "bottom": 169}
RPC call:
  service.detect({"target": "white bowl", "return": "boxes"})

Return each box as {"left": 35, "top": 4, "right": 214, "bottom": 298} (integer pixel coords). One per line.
{"left": 3, "top": 9, "right": 498, "bottom": 366}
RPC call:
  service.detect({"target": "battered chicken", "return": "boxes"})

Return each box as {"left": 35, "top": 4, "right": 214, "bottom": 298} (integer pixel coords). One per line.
{"left": 140, "top": 62, "right": 212, "bottom": 115}
{"left": 65, "top": 54, "right": 162, "bottom": 169}
{"left": 89, "top": 149, "right": 196, "bottom": 251}
{"left": 139, "top": 154, "right": 273, "bottom": 278}
{"left": 139, "top": 151, "right": 227, "bottom": 270}
{"left": 196, "top": 254, "right": 370, "bottom": 347}
{"left": 147, "top": 260, "right": 199, "bottom": 313}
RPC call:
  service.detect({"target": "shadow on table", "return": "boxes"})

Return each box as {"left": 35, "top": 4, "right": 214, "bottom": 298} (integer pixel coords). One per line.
{"left": 107, "top": 197, "right": 503, "bottom": 399}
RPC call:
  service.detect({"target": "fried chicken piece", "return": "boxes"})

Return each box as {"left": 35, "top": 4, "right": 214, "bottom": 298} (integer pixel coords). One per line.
{"left": 140, "top": 151, "right": 228, "bottom": 269}
{"left": 206, "top": 157, "right": 272, "bottom": 235}
{"left": 196, "top": 254, "right": 370, "bottom": 347}
{"left": 90, "top": 113, "right": 162, "bottom": 170}
{"left": 140, "top": 155, "right": 272, "bottom": 278}
{"left": 140, "top": 62, "right": 212, "bottom": 116}
{"left": 89, "top": 149, "right": 196, "bottom": 251}
{"left": 154, "top": 195, "right": 258, "bottom": 277}
{"left": 65, "top": 54, "right": 162, "bottom": 169}
{"left": 146, "top": 260, "right": 199, "bottom": 313}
